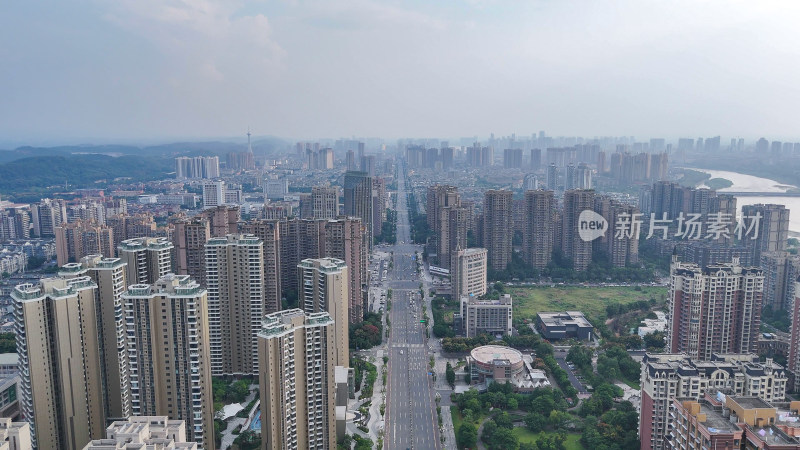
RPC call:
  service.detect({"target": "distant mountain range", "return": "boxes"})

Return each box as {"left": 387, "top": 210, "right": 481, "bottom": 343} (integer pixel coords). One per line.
{"left": 0, "top": 136, "right": 290, "bottom": 199}
{"left": 0, "top": 136, "right": 290, "bottom": 164}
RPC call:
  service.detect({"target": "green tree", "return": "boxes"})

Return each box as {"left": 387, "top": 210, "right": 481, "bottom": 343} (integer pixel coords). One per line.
{"left": 446, "top": 362, "right": 456, "bottom": 388}
{"left": 457, "top": 423, "right": 478, "bottom": 448}
{"left": 525, "top": 412, "right": 547, "bottom": 432}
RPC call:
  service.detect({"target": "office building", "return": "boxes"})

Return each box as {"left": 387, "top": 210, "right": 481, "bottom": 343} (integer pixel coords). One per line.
{"left": 343, "top": 172, "right": 373, "bottom": 249}
{"left": 59, "top": 256, "right": 131, "bottom": 421}
{"left": 537, "top": 311, "right": 594, "bottom": 340}
{"left": 459, "top": 294, "right": 512, "bottom": 338}
{"left": 298, "top": 258, "right": 349, "bottom": 367}
{"left": 482, "top": 190, "right": 513, "bottom": 271}
{"left": 205, "top": 234, "right": 267, "bottom": 376}
{"left": 118, "top": 237, "right": 173, "bottom": 285}
{"left": 264, "top": 178, "right": 288, "bottom": 200}
{"left": 311, "top": 186, "right": 339, "bottom": 219}
{"left": 202, "top": 181, "right": 225, "bottom": 209}
{"left": 172, "top": 217, "right": 211, "bottom": 286}
{"left": 13, "top": 277, "right": 106, "bottom": 450}
{"left": 257, "top": 309, "right": 336, "bottom": 450}
{"left": 522, "top": 190, "right": 554, "bottom": 269}
{"left": 123, "top": 275, "right": 215, "bottom": 449}
{"left": 742, "top": 204, "right": 790, "bottom": 264}
{"left": 639, "top": 353, "right": 787, "bottom": 450}
{"left": 55, "top": 220, "right": 114, "bottom": 266}
{"left": 451, "top": 248, "right": 488, "bottom": 300}
{"left": 666, "top": 257, "right": 764, "bottom": 360}
{"left": 82, "top": 416, "right": 197, "bottom": 450}
{"left": 562, "top": 190, "right": 595, "bottom": 271}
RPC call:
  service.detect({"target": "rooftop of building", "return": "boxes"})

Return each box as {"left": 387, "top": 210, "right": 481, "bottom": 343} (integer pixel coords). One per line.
{"left": 537, "top": 311, "right": 592, "bottom": 328}
{"left": 462, "top": 293, "right": 512, "bottom": 306}
{"left": 470, "top": 345, "right": 523, "bottom": 366}
{"left": 730, "top": 396, "right": 774, "bottom": 410}
{"left": 118, "top": 237, "right": 173, "bottom": 251}
{"left": 0, "top": 354, "right": 18, "bottom": 366}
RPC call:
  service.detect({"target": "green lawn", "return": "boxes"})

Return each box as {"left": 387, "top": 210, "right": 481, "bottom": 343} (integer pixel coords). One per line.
{"left": 508, "top": 285, "right": 667, "bottom": 321}
{"left": 512, "top": 429, "right": 583, "bottom": 450}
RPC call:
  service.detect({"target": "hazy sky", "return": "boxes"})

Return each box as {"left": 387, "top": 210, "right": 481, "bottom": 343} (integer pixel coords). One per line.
{"left": 3, "top": 0, "right": 800, "bottom": 143}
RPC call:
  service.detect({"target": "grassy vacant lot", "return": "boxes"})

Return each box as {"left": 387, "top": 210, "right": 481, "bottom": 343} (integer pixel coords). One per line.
{"left": 508, "top": 285, "right": 668, "bottom": 320}
{"left": 512, "top": 429, "right": 583, "bottom": 449}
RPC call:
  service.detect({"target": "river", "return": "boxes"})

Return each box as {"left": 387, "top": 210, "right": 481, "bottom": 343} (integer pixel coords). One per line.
{"left": 688, "top": 168, "right": 800, "bottom": 234}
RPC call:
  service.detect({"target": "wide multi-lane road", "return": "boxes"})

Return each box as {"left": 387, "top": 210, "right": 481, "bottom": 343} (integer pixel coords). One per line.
{"left": 384, "top": 161, "right": 440, "bottom": 450}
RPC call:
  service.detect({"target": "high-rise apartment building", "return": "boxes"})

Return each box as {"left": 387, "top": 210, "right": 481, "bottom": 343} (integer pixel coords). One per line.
{"left": 83, "top": 416, "right": 198, "bottom": 450}
{"left": 55, "top": 220, "right": 114, "bottom": 266}
{"left": 123, "top": 275, "right": 215, "bottom": 449}
{"left": 482, "top": 190, "right": 513, "bottom": 271}
{"left": 742, "top": 204, "right": 790, "bottom": 264}
{"left": 202, "top": 180, "right": 225, "bottom": 209}
{"left": 311, "top": 186, "right": 340, "bottom": 219}
{"left": 173, "top": 217, "right": 211, "bottom": 286}
{"left": 343, "top": 172, "right": 373, "bottom": 249}
{"left": 439, "top": 206, "right": 468, "bottom": 270}
{"left": 298, "top": 258, "right": 349, "bottom": 368}
{"left": 13, "top": 277, "right": 106, "bottom": 450}
{"left": 257, "top": 309, "right": 336, "bottom": 450}
{"left": 787, "top": 279, "right": 800, "bottom": 390}
{"left": 666, "top": 256, "right": 764, "bottom": 360}
{"left": 451, "top": 248, "right": 488, "bottom": 300}
{"left": 503, "top": 148, "right": 523, "bottom": 168}
{"left": 639, "top": 353, "right": 787, "bottom": 450}
{"left": 372, "top": 177, "right": 387, "bottom": 238}
{"left": 31, "top": 198, "right": 67, "bottom": 238}
{"left": 118, "top": 237, "right": 173, "bottom": 285}
{"left": 175, "top": 156, "right": 219, "bottom": 179}
{"left": 320, "top": 218, "right": 367, "bottom": 323}
{"left": 238, "top": 220, "right": 282, "bottom": 317}
{"left": 522, "top": 190, "right": 554, "bottom": 269}
{"left": 562, "top": 190, "right": 595, "bottom": 271}
{"left": 761, "top": 251, "right": 800, "bottom": 312}
{"left": 59, "top": 256, "right": 131, "bottom": 421}
{"left": 546, "top": 163, "right": 558, "bottom": 190}
{"left": 594, "top": 196, "right": 640, "bottom": 267}
{"left": 205, "top": 234, "right": 266, "bottom": 376}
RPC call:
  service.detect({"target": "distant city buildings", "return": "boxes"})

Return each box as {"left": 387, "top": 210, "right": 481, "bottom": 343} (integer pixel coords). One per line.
{"left": 175, "top": 156, "right": 220, "bottom": 179}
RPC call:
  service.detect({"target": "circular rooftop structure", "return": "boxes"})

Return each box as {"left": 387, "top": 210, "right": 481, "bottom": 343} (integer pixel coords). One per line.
{"left": 470, "top": 345, "right": 525, "bottom": 376}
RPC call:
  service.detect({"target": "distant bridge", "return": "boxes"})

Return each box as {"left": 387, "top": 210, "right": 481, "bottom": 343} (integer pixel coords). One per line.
{"left": 722, "top": 191, "right": 800, "bottom": 197}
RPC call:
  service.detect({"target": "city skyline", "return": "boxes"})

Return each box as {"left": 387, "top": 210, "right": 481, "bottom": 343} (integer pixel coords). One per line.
{"left": 3, "top": 1, "right": 800, "bottom": 142}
